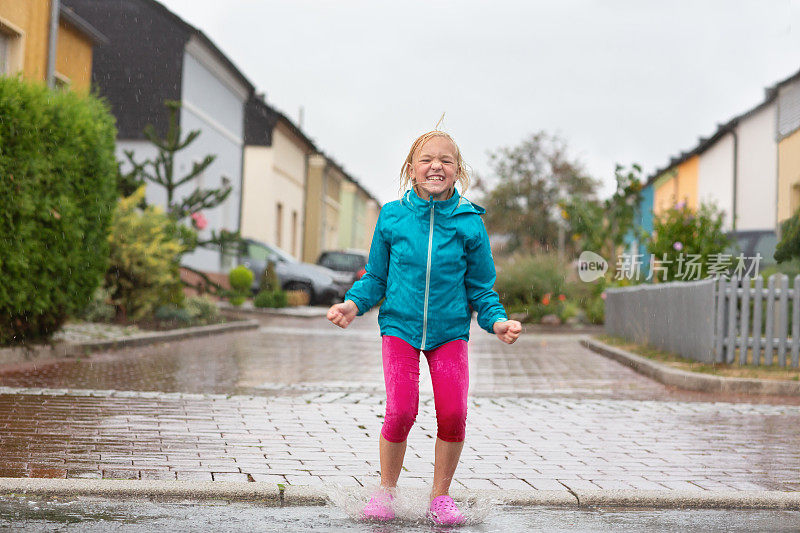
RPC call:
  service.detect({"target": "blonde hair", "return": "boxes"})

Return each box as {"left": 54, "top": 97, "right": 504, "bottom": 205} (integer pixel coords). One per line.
{"left": 399, "top": 130, "right": 471, "bottom": 197}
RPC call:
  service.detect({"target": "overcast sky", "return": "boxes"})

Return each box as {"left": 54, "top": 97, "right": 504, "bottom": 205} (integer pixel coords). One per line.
{"left": 158, "top": 0, "right": 800, "bottom": 205}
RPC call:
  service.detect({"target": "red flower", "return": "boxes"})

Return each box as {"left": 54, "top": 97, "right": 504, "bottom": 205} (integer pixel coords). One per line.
{"left": 191, "top": 212, "right": 208, "bottom": 230}
{"left": 558, "top": 294, "right": 566, "bottom": 302}
{"left": 542, "top": 293, "right": 551, "bottom": 306}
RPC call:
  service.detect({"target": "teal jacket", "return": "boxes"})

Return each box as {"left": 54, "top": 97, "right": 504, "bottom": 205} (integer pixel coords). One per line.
{"left": 345, "top": 188, "right": 508, "bottom": 350}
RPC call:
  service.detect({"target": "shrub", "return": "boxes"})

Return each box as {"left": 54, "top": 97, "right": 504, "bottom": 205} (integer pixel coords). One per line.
{"left": 254, "top": 290, "right": 288, "bottom": 308}
{"left": 105, "top": 187, "right": 188, "bottom": 321}
{"left": 229, "top": 294, "right": 247, "bottom": 307}
{"left": 229, "top": 265, "right": 254, "bottom": 292}
{"left": 585, "top": 296, "right": 605, "bottom": 324}
{"left": 153, "top": 304, "right": 192, "bottom": 325}
{"left": 185, "top": 295, "right": 219, "bottom": 323}
{"left": 258, "top": 262, "right": 280, "bottom": 293}
{"left": 227, "top": 265, "right": 253, "bottom": 307}
{"left": 77, "top": 287, "right": 116, "bottom": 323}
{"left": 0, "top": 77, "right": 117, "bottom": 344}
{"left": 646, "top": 202, "right": 732, "bottom": 282}
{"left": 495, "top": 254, "right": 568, "bottom": 309}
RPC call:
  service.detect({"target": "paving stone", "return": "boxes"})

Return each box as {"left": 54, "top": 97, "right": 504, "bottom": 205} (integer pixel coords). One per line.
{"left": 0, "top": 317, "right": 798, "bottom": 493}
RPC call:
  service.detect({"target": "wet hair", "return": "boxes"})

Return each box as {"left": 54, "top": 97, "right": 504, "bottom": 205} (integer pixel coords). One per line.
{"left": 399, "top": 130, "right": 471, "bottom": 197}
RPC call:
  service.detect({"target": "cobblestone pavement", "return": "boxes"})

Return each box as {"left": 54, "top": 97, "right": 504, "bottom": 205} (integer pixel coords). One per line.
{"left": 0, "top": 312, "right": 798, "bottom": 492}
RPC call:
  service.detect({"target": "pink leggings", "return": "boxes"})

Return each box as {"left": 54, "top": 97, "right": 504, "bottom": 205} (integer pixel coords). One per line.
{"left": 380, "top": 335, "right": 469, "bottom": 443}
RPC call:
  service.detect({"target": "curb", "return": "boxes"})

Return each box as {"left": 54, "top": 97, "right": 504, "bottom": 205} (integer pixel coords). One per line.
{"left": 0, "top": 479, "right": 798, "bottom": 509}
{"left": 581, "top": 337, "right": 800, "bottom": 396}
{"left": 0, "top": 319, "right": 259, "bottom": 366}
{"left": 220, "top": 305, "right": 329, "bottom": 318}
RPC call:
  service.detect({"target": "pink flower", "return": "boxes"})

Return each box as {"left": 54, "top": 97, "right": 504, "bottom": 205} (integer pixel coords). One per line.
{"left": 673, "top": 241, "right": 683, "bottom": 251}
{"left": 600, "top": 292, "right": 607, "bottom": 300}
{"left": 675, "top": 201, "right": 686, "bottom": 210}
{"left": 191, "top": 212, "right": 208, "bottom": 230}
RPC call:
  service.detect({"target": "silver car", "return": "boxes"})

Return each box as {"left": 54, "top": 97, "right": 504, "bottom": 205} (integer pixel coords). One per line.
{"left": 238, "top": 238, "right": 351, "bottom": 305}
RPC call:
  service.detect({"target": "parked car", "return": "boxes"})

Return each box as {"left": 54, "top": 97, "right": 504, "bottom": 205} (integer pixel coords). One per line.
{"left": 237, "top": 238, "right": 351, "bottom": 305}
{"left": 317, "top": 249, "right": 369, "bottom": 284}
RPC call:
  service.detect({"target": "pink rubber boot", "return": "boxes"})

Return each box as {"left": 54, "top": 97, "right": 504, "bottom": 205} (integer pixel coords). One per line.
{"left": 361, "top": 491, "right": 395, "bottom": 521}
{"left": 428, "top": 495, "right": 466, "bottom": 526}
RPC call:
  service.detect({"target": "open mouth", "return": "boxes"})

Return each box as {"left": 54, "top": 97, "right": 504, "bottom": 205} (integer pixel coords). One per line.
{"left": 426, "top": 176, "right": 445, "bottom": 181}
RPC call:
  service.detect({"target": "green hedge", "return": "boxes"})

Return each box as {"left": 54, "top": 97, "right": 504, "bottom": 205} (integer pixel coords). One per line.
{"left": 0, "top": 78, "right": 117, "bottom": 344}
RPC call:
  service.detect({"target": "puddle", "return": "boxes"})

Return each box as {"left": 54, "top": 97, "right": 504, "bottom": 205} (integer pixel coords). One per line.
{"left": 1, "top": 495, "right": 799, "bottom": 532}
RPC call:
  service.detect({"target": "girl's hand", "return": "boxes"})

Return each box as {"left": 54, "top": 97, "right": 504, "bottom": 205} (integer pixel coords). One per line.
{"left": 327, "top": 300, "right": 358, "bottom": 329}
{"left": 493, "top": 320, "right": 522, "bottom": 344}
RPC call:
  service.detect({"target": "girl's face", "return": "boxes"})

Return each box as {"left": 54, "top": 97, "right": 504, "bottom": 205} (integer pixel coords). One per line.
{"left": 410, "top": 136, "right": 458, "bottom": 201}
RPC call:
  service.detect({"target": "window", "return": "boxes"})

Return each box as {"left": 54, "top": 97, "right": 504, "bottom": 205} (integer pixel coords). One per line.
{"left": 276, "top": 202, "right": 283, "bottom": 247}
{"left": 291, "top": 210, "right": 298, "bottom": 256}
{"left": 0, "top": 32, "right": 8, "bottom": 74}
{"left": 792, "top": 183, "right": 800, "bottom": 215}
{"left": 248, "top": 242, "right": 279, "bottom": 263}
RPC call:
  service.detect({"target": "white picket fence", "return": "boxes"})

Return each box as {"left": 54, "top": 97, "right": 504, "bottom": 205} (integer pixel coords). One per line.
{"left": 716, "top": 274, "right": 800, "bottom": 367}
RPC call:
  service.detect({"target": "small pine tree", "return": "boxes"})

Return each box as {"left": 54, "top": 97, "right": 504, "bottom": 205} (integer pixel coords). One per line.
{"left": 123, "top": 100, "right": 244, "bottom": 263}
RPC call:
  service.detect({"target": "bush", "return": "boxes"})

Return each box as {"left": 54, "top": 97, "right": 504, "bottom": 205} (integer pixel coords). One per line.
{"left": 0, "top": 77, "right": 117, "bottom": 344}
{"left": 495, "top": 254, "right": 568, "bottom": 309}
{"left": 585, "top": 295, "right": 605, "bottom": 324}
{"left": 227, "top": 265, "right": 253, "bottom": 306}
{"left": 229, "top": 294, "right": 247, "bottom": 307}
{"left": 77, "top": 287, "right": 115, "bottom": 323}
{"left": 105, "top": 187, "right": 188, "bottom": 321}
{"left": 646, "top": 202, "right": 732, "bottom": 282}
{"left": 185, "top": 295, "right": 219, "bottom": 323}
{"left": 153, "top": 304, "right": 192, "bottom": 325}
{"left": 254, "top": 290, "right": 288, "bottom": 308}
{"left": 229, "top": 265, "right": 254, "bottom": 291}
{"left": 258, "top": 261, "right": 280, "bottom": 293}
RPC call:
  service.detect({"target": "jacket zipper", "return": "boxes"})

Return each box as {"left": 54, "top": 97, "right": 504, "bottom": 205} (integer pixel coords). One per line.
{"left": 421, "top": 204, "right": 434, "bottom": 350}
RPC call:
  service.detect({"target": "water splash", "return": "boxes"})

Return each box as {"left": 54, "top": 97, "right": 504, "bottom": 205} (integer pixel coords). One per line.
{"left": 324, "top": 480, "right": 495, "bottom": 527}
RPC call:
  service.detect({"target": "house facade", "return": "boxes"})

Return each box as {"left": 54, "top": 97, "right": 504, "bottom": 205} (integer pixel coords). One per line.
{"left": 0, "top": 0, "right": 106, "bottom": 91}
{"left": 338, "top": 177, "right": 381, "bottom": 251}
{"left": 65, "top": 0, "right": 254, "bottom": 274}
{"left": 241, "top": 95, "right": 316, "bottom": 259}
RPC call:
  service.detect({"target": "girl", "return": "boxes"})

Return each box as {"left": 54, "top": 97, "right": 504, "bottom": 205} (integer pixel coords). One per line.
{"left": 327, "top": 130, "right": 522, "bottom": 526}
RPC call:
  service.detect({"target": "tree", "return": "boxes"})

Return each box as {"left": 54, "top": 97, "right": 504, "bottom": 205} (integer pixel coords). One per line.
{"left": 123, "top": 100, "right": 244, "bottom": 293}
{"left": 476, "top": 132, "right": 599, "bottom": 254}
{"left": 562, "top": 163, "right": 644, "bottom": 265}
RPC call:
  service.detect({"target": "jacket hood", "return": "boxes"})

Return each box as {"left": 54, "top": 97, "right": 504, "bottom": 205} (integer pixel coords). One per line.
{"left": 401, "top": 188, "right": 486, "bottom": 216}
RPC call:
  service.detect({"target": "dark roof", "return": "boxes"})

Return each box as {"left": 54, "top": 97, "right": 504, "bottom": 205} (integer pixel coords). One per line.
{"left": 322, "top": 153, "right": 381, "bottom": 206}
{"left": 244, "top": 95, "right": 279, "bottom": 147}
{"left": 63, "top": 0, "right": 253, "bottom": 140}
{"left": 140, "top": 0, "right": 254, "bottom": 94}
{"left": 59, "top": 5, "right": 108, "bottom": 45}
{"left": 644, "top": 68, "right": 800, "bottom": 187}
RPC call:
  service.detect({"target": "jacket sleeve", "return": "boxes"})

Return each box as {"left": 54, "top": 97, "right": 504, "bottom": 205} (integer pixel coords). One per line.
{"left": 465, "top": 217, "right": 508, "bottom": 333}
{"left": 344, "top": 209, "right": 390, "bottom": 315}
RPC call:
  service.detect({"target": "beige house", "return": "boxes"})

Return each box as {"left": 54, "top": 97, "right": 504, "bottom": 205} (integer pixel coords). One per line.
{"left": 241, "top": 95, "right": 316, "bottom": 259}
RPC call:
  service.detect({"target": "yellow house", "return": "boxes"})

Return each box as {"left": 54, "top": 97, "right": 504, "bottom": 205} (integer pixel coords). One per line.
{"left": 0, "top": 0, "right": 106, "bottom": 92}
{"left": 778, "top": 128, "right": 800, "bottom": 223}
{"left": 303, "top": 154, "right": 344, "bottom": 263}
{"left": 652, "top": 168, "right": 677, "bottom": 216}
{"left": 652, "top": 155, "right": 699, "bottom": 216}
{"left": 675, "top": 155, "right": 699, "bottom": 209}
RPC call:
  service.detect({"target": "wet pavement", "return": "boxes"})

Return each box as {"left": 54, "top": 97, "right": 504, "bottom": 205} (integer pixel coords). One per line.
{"left": 0, "top": 312, "right": 798, "bottom": 493}
{"left": 2, "top": 496, "right": 800, "bottom": 532}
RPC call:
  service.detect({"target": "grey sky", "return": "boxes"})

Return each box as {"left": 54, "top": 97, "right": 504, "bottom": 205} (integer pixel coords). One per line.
{"left": 158, "top": 0, "right": 800, "bottom": 205}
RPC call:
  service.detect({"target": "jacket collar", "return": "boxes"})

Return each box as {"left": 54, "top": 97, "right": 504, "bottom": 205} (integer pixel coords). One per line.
{"left": 401, "top": 188, "right": 486, "bottom": 216}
